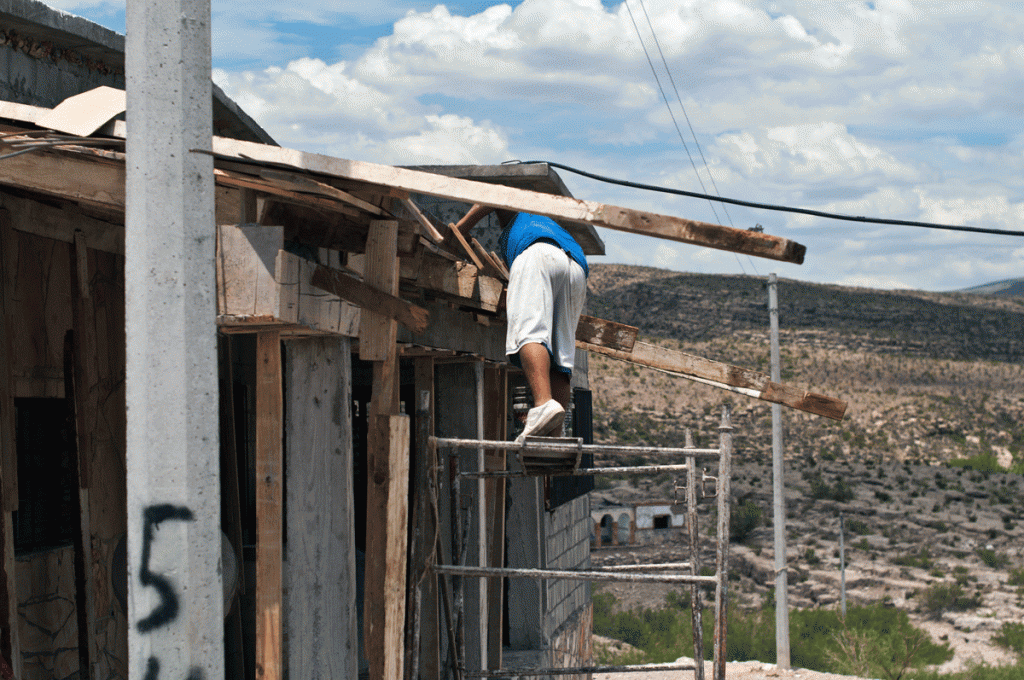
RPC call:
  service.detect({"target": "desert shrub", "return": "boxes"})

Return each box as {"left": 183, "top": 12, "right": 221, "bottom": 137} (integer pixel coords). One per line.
{"left": 892, "top": 547, "right": 933, "bottom": 570}
{"left": 947, "top": 453, "right": 1003, "bottom": 473}
{"left": 875, "top": 490, "right": 893, "bottom": 503}
{"left": 976, "top": 548, "right": 1010, "bottom": 569}
{"left": 1008, "top": 567, "right": 1024, "bottom": 586}
{"left": 808, "top": 472, "right": 856, "bottom": 502}
{"left": 730, "top": 499, "right": 762, "bottom": 543}
{"left": 921, "top": 583, "right": 982, "bottom": 616}
{"left": 993, "top": 622, "right": 1024, "bottom": 657}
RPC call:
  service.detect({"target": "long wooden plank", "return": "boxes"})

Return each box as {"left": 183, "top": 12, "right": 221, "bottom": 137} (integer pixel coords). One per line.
{"left": 575, "top": 315, "right": 637, "bottom": 352}
{"left": 214, "top": 168, "right": 363, "bottom": 218}
{"left": 0, "top": 147, "right": 125, "bottom": 210}
{"left": 284, "top": 337, "right": 357, "bottom": 679}
{"left": 259, "top": 168, "right": 387, "bottom": 216}
{"left": 255, "top": 331, "right": 284, "bottom": 680}
{"left": 311, "top": 265, "right": 429, "bottom": 334}
{"left": 205, "top": 137, "right": 807, "bottom": 264}
{"left": 578, "top": 339, "right": 847, "bottom": 420}
{"left": 384, "top": 414, "right": 411, "bottom": 680}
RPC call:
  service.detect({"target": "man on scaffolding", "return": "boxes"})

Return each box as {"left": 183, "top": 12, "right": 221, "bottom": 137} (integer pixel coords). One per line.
{"left": 453, "top": 204, "right": 588, "bottom": 442}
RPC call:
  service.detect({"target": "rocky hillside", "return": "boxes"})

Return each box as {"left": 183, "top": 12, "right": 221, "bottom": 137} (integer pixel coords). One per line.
{"left": 585, "top": 265, "right": 1024, "bottom": 673}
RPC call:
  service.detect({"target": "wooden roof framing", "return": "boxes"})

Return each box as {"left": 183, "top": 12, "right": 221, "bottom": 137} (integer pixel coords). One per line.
{"left": 0, "top": 96, "right": 846, "bottom": 419}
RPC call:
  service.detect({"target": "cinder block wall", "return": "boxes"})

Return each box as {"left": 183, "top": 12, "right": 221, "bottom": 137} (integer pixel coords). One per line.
{"left": 543, "top": 494, "right": 592, "bottom": 651}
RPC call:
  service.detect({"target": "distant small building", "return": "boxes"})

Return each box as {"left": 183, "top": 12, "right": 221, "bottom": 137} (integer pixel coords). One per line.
{"left": 591, "top": 500, "right": 687, "bottom": 548}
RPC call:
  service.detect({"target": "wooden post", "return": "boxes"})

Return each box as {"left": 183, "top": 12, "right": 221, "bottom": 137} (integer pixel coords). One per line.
{"left": 284, "top": 337, "right": 357, "bottom": 678}
{"left": 363, "top": 218, "right": 409, "bottom": 680}
{"left": 411, "top": 357, "right": 439, "bottom": 680}
{"left": 67, "top": 238, "right": 98, "bottom": 680}
{"left": 255, "top": 331, "right": 283, "bottom": 680}
{"left": 0, "top": 210, "right": 19, "bottom": 679}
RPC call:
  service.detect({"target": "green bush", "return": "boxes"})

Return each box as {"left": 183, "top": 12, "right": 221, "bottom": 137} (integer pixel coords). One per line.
{"left": 594, "top": 592, "right": 951, "bottom": 674}
{"left": 921, "top": 583, "right": 982, "bottom": 616}
{"left": 846, "top": 518, "right": 872, "bottom": 535}
{"left": 730, "top": 500, "right": 763, "bottom": 543}
{"left": 893, "top": 547, "right": 933, "bottom": 570}
{"left": 808, "top": 473, "right": 857, "bottom": 502}
{"left": 993, "top": 622, "right": 1024, "bottom": 657}
{"left": 1008, "top": 567, "right": 1024, "bottom": 587}
{"left": 976, "top": 548, "right": 1010, "bottom": 569}
{"left": 947, "top": 453, "right": 1004, "bottom": 473}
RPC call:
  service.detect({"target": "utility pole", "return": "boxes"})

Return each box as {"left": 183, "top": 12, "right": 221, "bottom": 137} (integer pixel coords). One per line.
{"left": 769, "top": 273, "right": 790, "bottom": 668}
{"left": 125, "top": 1, "right": 224, "bottom": 678}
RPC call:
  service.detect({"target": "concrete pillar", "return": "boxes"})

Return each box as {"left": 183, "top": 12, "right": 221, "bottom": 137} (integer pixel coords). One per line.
{"left": 125, "top": 1, "right": 224, "bottom": 678}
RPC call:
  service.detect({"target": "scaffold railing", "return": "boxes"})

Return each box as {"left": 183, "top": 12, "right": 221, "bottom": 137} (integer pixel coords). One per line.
{"left": 428, "top": 405, "right": 735, "bottom": 680}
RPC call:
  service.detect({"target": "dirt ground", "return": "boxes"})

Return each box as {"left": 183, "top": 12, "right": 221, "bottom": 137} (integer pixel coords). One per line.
{"left": 594, "top": 659, "right": 871, "bottom": 680}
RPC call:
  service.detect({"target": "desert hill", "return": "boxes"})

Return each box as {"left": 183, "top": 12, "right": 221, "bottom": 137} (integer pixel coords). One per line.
{"left": 585, "top": 264, "right": 1024, "bottom": 674}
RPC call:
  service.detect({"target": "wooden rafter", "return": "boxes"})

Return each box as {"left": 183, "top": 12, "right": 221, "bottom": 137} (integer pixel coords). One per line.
{"left": 576, "top": 316, "right": 846, "bottom": 420}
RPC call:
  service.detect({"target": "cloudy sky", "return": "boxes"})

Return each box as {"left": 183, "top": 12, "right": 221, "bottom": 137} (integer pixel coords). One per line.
{"left": 52, "top": 0, "right": 1024, "bottom": 291}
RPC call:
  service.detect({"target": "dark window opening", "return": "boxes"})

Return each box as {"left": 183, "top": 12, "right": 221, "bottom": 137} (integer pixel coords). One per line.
{"left": 546, "top": 388, "right": 594, "bottom": 510}
{"left": 653, "top": 514, "right": 671, "bottom": 530}
{"left": 13, "top": 398, "right": 76, "bottom": 555}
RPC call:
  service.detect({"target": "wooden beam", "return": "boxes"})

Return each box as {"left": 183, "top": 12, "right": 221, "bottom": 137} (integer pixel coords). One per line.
{"left": 360, "top": 220, "right": 400, "bottom": 361}
{"left": 0, "top": 193, "right": 124, "bottom": 255}
{"left": 311, "top": 265, "right": 429, "bottom": 334}
{"left": 259, "top": 168, "right": 387, "bottom": 216}
{"left": 0, "top": 147, "right": 125, "bottom": 210}
{"left": 483, "top": 365, "right": 506, "bottom": 671}
{"left": 255, "top": 331, "right": 283, "bottom": 680}
{"left": 204, "top": 137, "right": 807, "bottom": 264}
{"left": 413, "top": 250, "right": 502, "bottom": 313}
{"left": 0, "top": 210, "right": 18, "bottom": 510}
{"left": 575, "top": 315, "right": 637, "bottom": 352}
{"left": 214, "top": 168, "right": 364, "bottom": 219}
{"left": 400, "top": 197, "right": 444, "bottom": 243}
{"left": 0, "top": 210, "right": 19, "bottom": 678}
{"left": 445, "top": 223, "right": 487, "bottom": 271}
{"left": 578, "top": 338, "right": 847, "bottom": 420}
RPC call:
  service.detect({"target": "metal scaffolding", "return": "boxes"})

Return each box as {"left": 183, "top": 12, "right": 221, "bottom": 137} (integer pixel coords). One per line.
{"left": 428, "top": 405, "right": 735, "bottom": 680}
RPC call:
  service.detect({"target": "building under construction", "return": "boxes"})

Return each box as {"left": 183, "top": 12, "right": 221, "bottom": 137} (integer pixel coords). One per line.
{"left": 0, "top": 1, "right": 844, "bottom": 679}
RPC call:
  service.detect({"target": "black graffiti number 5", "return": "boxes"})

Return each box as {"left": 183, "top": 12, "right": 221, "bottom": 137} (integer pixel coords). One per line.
{"left": 137, "top": 504, "right": 195, "bottom": 633}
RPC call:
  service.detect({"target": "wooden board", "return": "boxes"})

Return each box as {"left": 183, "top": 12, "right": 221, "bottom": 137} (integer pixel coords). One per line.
{"left": 284, "top": 337, "right": 358, "bottom": 679}
{"left": 255, "top": 331, "right": 283, "bottom": 680}
{"left": 575, "top": 315, "right": 637, "bottom": 352}
{"left": 216, "top": 224, "right": 360, "bottom": 336}
{"left": 3, "top": 193, "right": 123, "bottom": 255}
{"left": 203, "top": 136, "right": 807, "bottom": 264}
{"left": 578, "top": 338, "right": 847, "bottom": 420}
{"left": 0, "top": 146, "right": 126, "bottom": 211}
{"left": 311, "top": 265, "right": 428, "bottom": 334}
{"left": 411, "top": 358, "right": 439, "bottom": 680}
{"left": 384, "top": 414, "right": 411, "bottom": 680}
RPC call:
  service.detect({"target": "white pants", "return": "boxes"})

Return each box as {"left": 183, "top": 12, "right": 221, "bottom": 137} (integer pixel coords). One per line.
{"left": 506, "top": 242, "right": 587, "bottom": 376}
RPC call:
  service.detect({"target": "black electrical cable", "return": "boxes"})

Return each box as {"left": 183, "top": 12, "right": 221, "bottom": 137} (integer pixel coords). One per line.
{"left": 512, "top": 160, "right": 1024, "bottom": 238}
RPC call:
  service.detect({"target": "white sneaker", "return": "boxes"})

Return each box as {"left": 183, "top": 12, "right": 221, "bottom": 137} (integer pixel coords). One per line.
{"left": 516, "top": 399, "right": 565, "bottom": 443}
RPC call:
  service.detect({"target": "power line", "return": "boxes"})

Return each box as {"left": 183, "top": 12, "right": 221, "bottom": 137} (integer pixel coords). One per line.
{"left": 514, "top": 160, "right": 1024, "bottom": 238}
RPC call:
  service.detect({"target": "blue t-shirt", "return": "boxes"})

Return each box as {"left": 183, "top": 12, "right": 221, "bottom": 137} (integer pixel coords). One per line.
{"left": 498, "top": 213, "right": 589, "bottom": 276}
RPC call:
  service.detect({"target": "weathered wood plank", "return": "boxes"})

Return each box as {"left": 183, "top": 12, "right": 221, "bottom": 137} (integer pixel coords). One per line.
{"left": 255, "top": 331, "right": 284, "bottom": 680}
{"left": 311, "top": 265, "right": 428, "bottom": 334}
{"left": 384, "top": 414, "right": 411, "bottom": 680}
{"left": 1, "top": 193, "right": 123, "bottom": 255}
{"left": 395, "top": 299, "right": 506, "bottom": 362}
{"left": 284, "top": 337, "right": 357, "bottom": 679}
{"left": 411, "top": 358, "right": 438, "bottom": 680}
{"left": 214, "top": 168, "right": 364, "bottom": 219}
{"left": 400, "top": 197, "right": 444, "bottom": 243}
{"left": 0, "top": 147, "right": 125, "bottom": 210}
{"left": 578, "top": 339, "right": 846, "bottom": 420}
{"left": 205, "top": 137, "right": 807, "bottom": 264}
{"left": 259, "top": 168, "right": 387, "bottom": 216}
{"left": 575, "top": 315, "right": 637, "bottom": 352}
{"left": 360, "top": 220, "right": 400, "bottom": 361}
{"left": 445, "top": 223, "right": 487, "bottom": 271}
